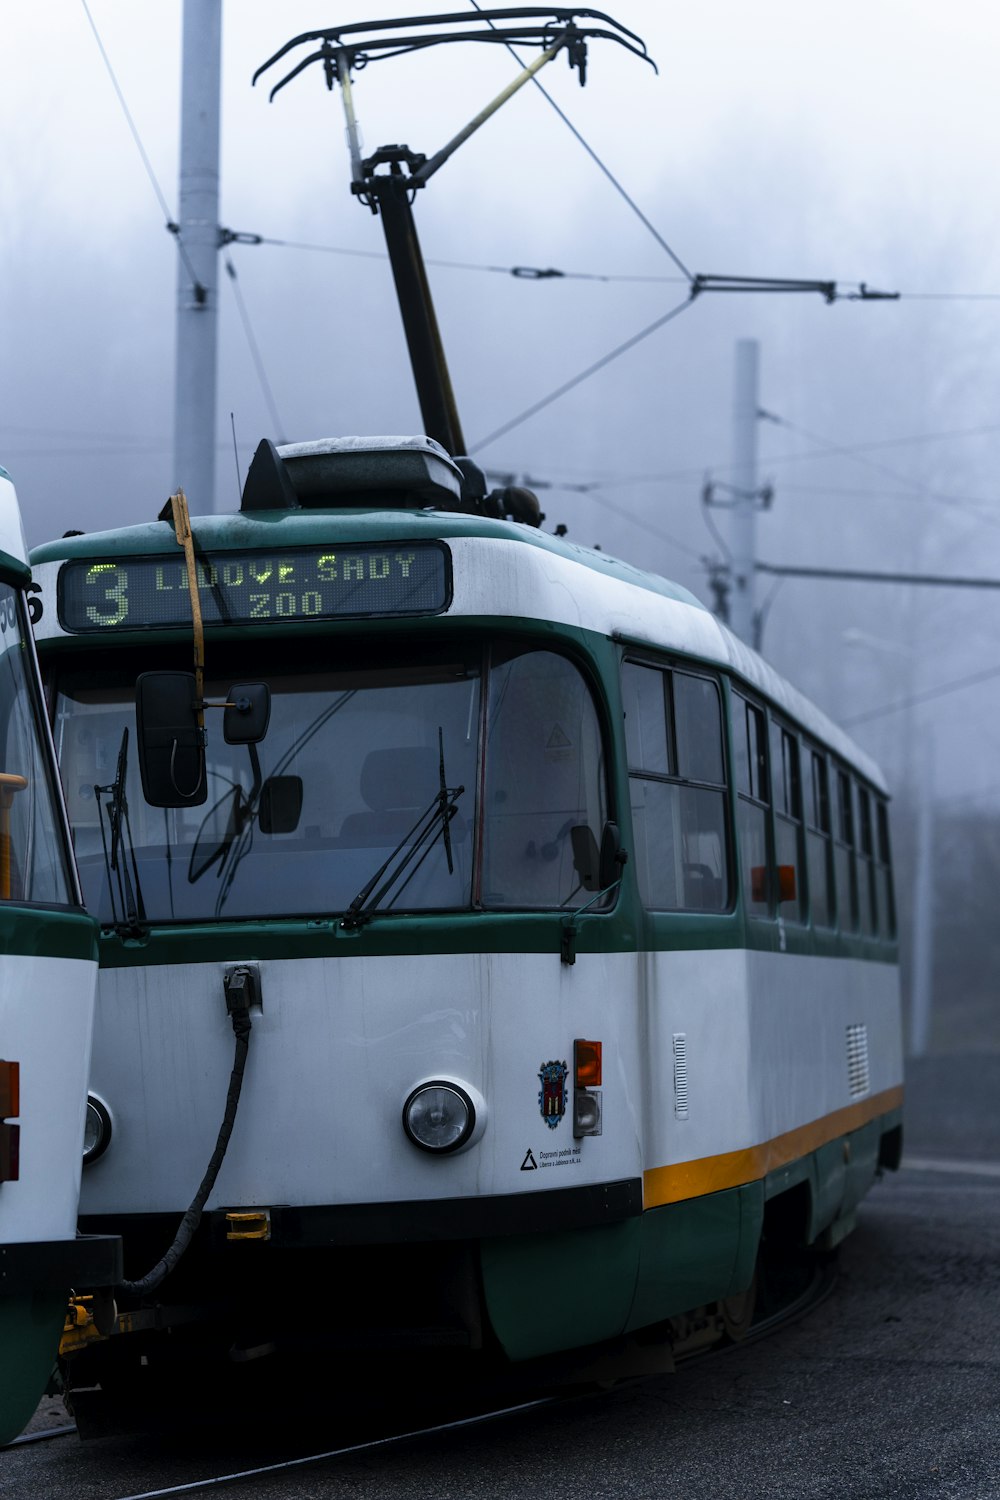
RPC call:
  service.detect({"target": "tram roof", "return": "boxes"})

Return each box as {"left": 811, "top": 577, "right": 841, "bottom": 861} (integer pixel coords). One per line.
{"left": 30, "top": 506, "right": 887, "bottom": 792}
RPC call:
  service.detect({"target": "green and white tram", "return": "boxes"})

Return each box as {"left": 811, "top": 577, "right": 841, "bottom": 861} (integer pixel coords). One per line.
{"left": 0, "top": 466, "right": 119, "bottom": 1446}
{"left": 30, "top": 436, "right": 902, "bottom": 1406}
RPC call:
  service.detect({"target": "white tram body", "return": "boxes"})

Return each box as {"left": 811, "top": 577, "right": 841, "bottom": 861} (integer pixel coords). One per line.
{"left": 0, "top": 468, "right": 117, "bottom": 1445}
{"left": 29, "top": 437, "right": 902, "bottom": 1388}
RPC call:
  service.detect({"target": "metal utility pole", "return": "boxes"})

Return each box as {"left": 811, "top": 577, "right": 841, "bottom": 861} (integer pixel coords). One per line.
{"left": 172, "top": 0, "right": 222, "bottom": 514}
{"left": 909, "top": 727, "right": 935, "bottom": 1056}
{"left": 729, "top": 339, "right": 759, "bottom": 647}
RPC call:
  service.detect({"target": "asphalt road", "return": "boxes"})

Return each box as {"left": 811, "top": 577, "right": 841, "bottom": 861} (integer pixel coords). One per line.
{"left": 5, "top": 1053, "right": 999, "bottom": 1500}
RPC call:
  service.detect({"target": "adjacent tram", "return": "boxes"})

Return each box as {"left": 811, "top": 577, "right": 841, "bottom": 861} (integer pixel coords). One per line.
{"left": 0, "top": 466, "right": 119, "bottom": 1446}
{"left": 29, "top": 435, "right": 903, "bottom": 1414}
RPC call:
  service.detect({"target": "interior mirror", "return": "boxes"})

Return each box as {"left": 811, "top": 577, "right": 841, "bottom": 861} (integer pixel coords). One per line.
{"left": 135, "top": 672, "right": 206, "bottom": 808}
{"left": 599, "top": 820, "right": 627, "bottom": 889}
{"left": 570, "top": 825, "right": 601, "bottom": 892}
{"left": 223, "top": 683, "right": 270, "bottom": 745}
{"left": 259, "top": 776, "right": 303, "bottom": 835}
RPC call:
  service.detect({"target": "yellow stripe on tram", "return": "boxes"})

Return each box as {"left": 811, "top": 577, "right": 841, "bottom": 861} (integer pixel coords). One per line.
{"left": 642, "top": 1084, "right": 904, "bottom": 1208}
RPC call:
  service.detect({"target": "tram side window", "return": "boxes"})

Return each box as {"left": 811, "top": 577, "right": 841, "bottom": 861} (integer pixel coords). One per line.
{"left": 805, "top": 748, "right": 834, "bottom": 928}
{"left": 734, "top": 692, "right": 770, "bottom": 918}
{"left": 481, "top": 648, "right": 608, "bottom": 909}
{"left": 622, "top": 662, "right": 729, "bottom": 913}
{"left": 770, "top": 719, "right": 804, "bottom": 923}
{"left": 831, "top": 766, "right": 857, "bottom": 932}
{"left": 876, "top": 799, "right": 896, "bottom": 939}
{"left": 856, "top": 784, "right": 878, "bottom": 937}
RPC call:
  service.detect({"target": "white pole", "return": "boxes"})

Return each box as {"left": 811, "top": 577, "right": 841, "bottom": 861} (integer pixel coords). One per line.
{"left": 730, "top": 339, "right": 759, "bottom": 647}
{"left": 172, "top": 0, "right": 222, "bottom": 515}
{"left": 910, "top": 725, "right": 935, "bottom": 1056}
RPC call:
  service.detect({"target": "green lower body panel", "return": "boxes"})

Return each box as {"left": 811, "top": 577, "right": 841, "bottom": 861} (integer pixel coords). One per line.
{"left": 0, "top": 1291, "right": 66, "bottom": 1446}
{"left": 480, "top": 1218, "right": 641, "bottom": 1361}
{"left": 626, "top": 1182, "right": 763, "bottom": 1333}
{"left": 480, "top": 1182, "right": 764, "bottom": 1361}
{"left": 480, "top": 1110, "right": 899, "bottom": 1363}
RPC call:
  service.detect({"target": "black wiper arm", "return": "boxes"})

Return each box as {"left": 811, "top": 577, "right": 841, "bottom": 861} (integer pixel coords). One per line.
{"left": 438, "top": 725, "right": 454, "bottom": 876}
{"left": 94, "top": 727, "right": 147, "bottom": 937}
{"left": 341, "top": 781, "right": 464, "bottom": 930}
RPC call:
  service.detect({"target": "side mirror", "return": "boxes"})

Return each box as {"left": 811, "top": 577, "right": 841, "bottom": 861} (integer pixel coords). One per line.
{"left": 570, "top": 825, "right": 601, "bottom": 892}
{"left": 223, "top": 683, "right": 270, "bottom": 745}
{"left": 599, "top": 820, "right": 627, "bottom": 889}
{"left": 135, "top": 672, "right": 206, "bottom": 808}
{"left": 259, "top": 775, "right": 303, "bottom": 835}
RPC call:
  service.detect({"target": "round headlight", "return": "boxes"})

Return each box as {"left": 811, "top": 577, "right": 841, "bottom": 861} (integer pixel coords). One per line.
{"left": 83, "top": 1095, "right": 112, "bottom": 1165}
{"left": 403, "top": 1081, "right": 475, "bottom": 1154}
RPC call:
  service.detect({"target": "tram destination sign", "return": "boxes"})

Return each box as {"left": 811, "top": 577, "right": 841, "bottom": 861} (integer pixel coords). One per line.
{"left": 58, "top": 542, "right": 451, "bottom": 632}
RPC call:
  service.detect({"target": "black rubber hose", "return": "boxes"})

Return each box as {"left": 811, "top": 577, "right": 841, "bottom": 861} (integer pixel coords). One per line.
{"left": 118, "top": 1006, "right": 253, "bottom": 1298}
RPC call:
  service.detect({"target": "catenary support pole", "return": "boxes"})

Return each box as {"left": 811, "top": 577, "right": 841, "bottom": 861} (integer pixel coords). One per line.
{"left": 173, "top": 0, "right": 222, "bottom": 514}
{"left": 729, "top": 339, "right": 759, "bottom": 647}
{"left": 909, "top": 727, "right": 935, "bottom": 1056}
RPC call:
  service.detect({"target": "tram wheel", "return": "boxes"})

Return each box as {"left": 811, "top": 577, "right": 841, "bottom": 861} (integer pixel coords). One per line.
{"left": 719, "top": 1274, "right": 757, "bottom": 1342}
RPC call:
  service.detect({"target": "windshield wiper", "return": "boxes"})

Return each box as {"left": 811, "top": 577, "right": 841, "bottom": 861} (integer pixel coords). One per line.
{"left": 342, "top": 734, "right": 464, "bottom": 930}
{"left": 95, "top": 727, "right": 147, "bottom": 938}
{"left": 197, "top": 689, "right": 358, "bottom": 919}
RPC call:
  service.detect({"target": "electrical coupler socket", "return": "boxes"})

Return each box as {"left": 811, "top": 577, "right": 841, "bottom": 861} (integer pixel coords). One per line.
{"left": 224, "top": 963, "right": 262, "bottom": 1015}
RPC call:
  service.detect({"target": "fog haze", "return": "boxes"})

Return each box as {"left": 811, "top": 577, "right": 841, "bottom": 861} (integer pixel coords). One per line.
{"left": 2, "top": 2, "right": 998, "bottom": 1048}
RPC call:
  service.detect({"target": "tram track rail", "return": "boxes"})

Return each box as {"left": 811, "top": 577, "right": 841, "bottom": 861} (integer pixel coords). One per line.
{"left": 0, "top": 1422, "right": 77, "bottom": 1449}
{"left": 14, "top": 1254, "right": 834, "bottom": 1500}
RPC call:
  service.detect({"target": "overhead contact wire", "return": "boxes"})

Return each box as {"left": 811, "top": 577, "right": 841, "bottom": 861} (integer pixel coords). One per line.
{"left": 223, "top": 257, "right": 287, "bottom": 442}
{"left": 466, "top": 0, "right": 694, "bottom": 285}
{"left": 469, "top": 295, "right": 693, "bottom": 452}
{"left": 79, "top": 0, "right": 204, "bottom": 297}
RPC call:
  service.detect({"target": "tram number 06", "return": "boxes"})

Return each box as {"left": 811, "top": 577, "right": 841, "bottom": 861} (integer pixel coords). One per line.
{"left": 249, "top": 591, "right": 324, "bottom": 618}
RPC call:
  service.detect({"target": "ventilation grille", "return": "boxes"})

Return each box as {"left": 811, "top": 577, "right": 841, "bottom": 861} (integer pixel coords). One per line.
{"left": 846, "top": 1024, "right": 871, "bottom": 1098}
{"left": 672, "top": 1033, "right": 689, "bottom": 1119}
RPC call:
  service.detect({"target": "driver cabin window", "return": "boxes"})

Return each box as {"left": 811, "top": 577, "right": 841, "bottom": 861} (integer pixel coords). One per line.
{"left": 622, "top": 661, "right": 729, "bottom": 913}
{"left": 481, "top": 648, "right": 609, "bottom": 909}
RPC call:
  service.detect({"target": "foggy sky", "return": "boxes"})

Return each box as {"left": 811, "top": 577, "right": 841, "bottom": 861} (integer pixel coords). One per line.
{"left": 2, "top": 1, "right": 1000, "bottom": 813}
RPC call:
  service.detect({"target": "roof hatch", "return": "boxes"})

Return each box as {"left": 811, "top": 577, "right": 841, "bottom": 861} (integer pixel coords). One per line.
{"left": 240, "top": 434, "right": 543, "bottom": 525}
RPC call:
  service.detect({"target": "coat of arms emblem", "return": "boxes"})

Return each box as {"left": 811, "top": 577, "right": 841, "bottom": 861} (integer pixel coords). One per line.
{"left": 538, "top": 1060, "right": 568, "bottom": 1129}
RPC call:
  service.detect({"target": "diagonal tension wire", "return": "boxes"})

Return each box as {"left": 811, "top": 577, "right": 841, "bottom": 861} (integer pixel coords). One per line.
{"left": 466, "top": 0, "right": 694, "bottom": 284}
{"left": 761, "top": 411, "right": 1000, "bottom": 527}
{"left": 469, "top": 295, "right": 694, "bottom": 452}
{"left": 79, "top": 0, "right": 204, "bottom": 296}
{"left": 223, "top": 258, "right": 286, "bottom": 442}
{"left": 842, "top": 662, "right": 1000, "bottom": 728}
{"left": 255, "top": 236, "right": 688, "bottom": 283}
{"left": 587, "top": 489, "right": 702, "bottom": 560}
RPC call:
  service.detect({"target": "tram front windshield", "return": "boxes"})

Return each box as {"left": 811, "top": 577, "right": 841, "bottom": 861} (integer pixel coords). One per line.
{"left": 52, "top": 639, "right": 608, "bottom": 924}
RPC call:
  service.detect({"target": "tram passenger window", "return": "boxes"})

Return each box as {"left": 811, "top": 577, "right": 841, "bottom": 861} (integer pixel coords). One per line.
{"left": 734, "top": 693, "right": 769, "bottom": 918}
{"left": 856, "top": 785, "right": 878, "bottom": 937}
{"left": 876, "top": 799, "right": 896, "bottom": 939}
{"left": 805, "top": 748, "right": 834, "bottom": 928}
{"left": 831, "top": 768, "right": 857, "bottom": 932}
{"left": 622, "top": 663, "right": 729, "bottom": 913}
{"left": 770, "top": 720, "right": 804, "bottom": 924}
{"left": 482, "top": 648, "right": 609, "bottom": 909}
{"left": 675, "top": 675, "right": 725, "bottom": 785}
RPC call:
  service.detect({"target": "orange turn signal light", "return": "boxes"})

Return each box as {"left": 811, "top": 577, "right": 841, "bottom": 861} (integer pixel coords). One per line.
{"left": 574, "top": 1038, "right": 602, "bottom": 1089}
